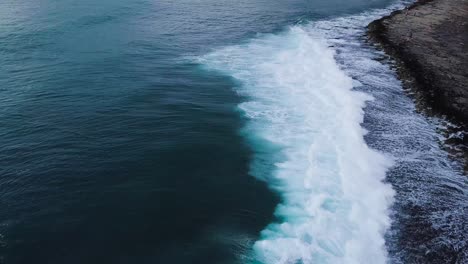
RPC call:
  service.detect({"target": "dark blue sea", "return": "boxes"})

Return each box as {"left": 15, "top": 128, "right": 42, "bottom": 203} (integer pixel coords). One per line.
{"left": 0, "top": 0, "right": 466, "bottom": 263}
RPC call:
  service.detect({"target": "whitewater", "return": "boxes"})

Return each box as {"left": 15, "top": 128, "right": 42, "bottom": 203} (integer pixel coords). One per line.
{"left": 200, "top": 1, "right": 467, "bottom": 263}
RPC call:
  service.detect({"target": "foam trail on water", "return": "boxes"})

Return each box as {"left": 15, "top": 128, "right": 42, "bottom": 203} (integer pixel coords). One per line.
{"left": 200, "top": 26, "right": 394, "bottom": 263}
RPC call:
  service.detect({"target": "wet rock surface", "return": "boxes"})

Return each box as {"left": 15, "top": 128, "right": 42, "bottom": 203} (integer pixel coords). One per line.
{"left": 368, "top": 0, "right": 468, "bottom": 172}
{"left": 368, "top": 0, "right": 468, "bottom": 123}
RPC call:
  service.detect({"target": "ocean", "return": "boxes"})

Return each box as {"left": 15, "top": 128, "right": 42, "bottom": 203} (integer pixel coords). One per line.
{"left": 0, "top": 0, "right": 466, "bottom": 263}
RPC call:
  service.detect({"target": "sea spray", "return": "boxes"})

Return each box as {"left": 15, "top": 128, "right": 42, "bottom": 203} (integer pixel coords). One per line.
{"left": 200, "top": 26, "right": 394, "bottom": 263}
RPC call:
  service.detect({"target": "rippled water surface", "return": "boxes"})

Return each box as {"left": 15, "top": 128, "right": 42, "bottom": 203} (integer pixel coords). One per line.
{"left": 0, "top": 0, "right": 466, "bottom": 263}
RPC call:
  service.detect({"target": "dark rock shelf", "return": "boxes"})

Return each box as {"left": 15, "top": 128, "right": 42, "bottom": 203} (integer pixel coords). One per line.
{"left": 368, "top": 0, "right": 468, "bottom": 171}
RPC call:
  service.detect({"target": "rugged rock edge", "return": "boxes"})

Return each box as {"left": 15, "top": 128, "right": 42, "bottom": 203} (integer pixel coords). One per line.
{"left": 367, "top": 0, "right": 468, "bottom": 172}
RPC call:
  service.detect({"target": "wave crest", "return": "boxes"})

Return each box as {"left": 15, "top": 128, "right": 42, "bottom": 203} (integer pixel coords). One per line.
{"left": 200, "top": 26, "right": 394, "bottom": 264}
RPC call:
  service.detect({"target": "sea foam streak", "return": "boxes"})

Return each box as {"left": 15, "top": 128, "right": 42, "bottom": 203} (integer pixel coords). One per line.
{"left": 200, "top": 26, "right": 394, "bottom": 263}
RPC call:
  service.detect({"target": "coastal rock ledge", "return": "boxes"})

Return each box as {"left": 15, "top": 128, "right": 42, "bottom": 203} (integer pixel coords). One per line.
{"left": 368, "top": 0, "right": 468, "bottom": 124}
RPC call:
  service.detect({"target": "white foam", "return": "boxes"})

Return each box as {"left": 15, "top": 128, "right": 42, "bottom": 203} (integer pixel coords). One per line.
{"left": 199, "top": 25, "right": 395, "bottom": 264}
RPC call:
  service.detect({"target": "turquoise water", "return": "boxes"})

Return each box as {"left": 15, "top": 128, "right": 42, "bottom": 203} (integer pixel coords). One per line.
{"left": 1, "top": 0, "right": 467, "bottom": 263}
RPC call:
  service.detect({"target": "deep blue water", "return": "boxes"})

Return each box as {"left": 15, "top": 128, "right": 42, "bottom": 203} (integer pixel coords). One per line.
{"left": 1, "top": 0, "right": 467, "bottom": 263}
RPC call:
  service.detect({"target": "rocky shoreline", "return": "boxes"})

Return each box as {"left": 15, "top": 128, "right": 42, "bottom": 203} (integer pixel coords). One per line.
{"left": 368, "top": 0, "right": 468, "bottom": 171}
